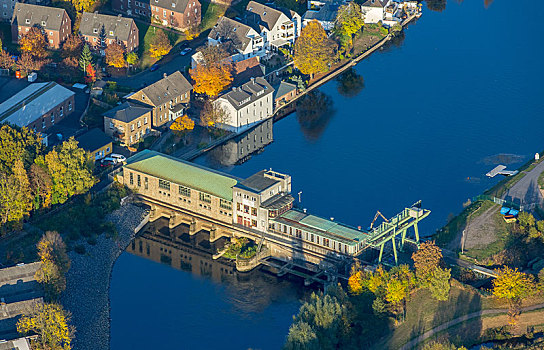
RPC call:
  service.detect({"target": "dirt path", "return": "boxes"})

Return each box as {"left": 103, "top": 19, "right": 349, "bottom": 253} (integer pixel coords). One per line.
{"left": 463, "top": 204, "right": 501, "bottom": 250}
{"left": 399, "top": 303, "right": 544, "bottom": 350}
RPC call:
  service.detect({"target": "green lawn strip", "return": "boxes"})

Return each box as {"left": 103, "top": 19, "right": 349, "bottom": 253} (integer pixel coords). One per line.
{"left": 434, "top": 200, "right": 495, "bottom": 248}
{"left": 463, "top": 207, "right": 509, "bottom": 261}
{"left": 376, "top": 282, "right": 495, "bottom": 350}
{"left": 199, "top": 1, "right": 227, "bottom": 33}
{"left": 136, "top": 21, "right": 184, "bottom": 70}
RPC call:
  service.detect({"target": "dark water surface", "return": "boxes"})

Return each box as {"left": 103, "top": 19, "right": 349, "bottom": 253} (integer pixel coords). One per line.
{"left": 111, "top": 1, "right": 543, "bottom": 348}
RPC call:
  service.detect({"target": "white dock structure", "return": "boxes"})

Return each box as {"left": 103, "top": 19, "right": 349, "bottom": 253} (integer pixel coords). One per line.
{"left": 486, "top": 165, "right": 519, "bottom": 178}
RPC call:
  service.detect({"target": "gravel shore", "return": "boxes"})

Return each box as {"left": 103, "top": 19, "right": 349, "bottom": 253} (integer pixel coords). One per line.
{"left": 61, "top": 203, "right": 148, "bottom": 350}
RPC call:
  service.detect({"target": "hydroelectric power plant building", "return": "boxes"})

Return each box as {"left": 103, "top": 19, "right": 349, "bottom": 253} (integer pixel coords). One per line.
{"left": 117, "top": 150, "right": 429, "bottom": 273}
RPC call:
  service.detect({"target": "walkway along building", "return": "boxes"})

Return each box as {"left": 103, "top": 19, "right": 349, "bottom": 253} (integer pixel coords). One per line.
{"left": 115, "top": 150, "right": 430, "bottom": 268}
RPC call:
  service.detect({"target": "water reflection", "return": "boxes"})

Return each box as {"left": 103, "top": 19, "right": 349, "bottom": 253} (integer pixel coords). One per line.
{"left": 202, "top": 119, "right": 274, "bottom": 168}
{"left": 127, "top": 217, "right": 307, "bottom": 314}
{"left": 336, "top": 68, "right": 365, "bottom": 98}
{"left": 295, "top": 90, "right": 335, "bottom": 141}
{"left": 425, "top": 0, "right": 446, "bottom": 12}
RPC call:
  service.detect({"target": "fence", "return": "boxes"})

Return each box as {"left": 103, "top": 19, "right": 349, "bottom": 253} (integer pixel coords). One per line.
{"left": 472, "top": 195, "right": 522, "bottom": 211}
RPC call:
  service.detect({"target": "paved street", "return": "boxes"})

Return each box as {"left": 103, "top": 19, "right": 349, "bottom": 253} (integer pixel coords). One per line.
{"left": 503, "top": 159, "right": 544, "bottom": 210}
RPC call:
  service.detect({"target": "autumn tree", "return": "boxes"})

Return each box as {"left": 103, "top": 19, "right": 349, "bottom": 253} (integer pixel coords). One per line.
{"left": 79, "top": 43, "right": 92, "bottom": 73}
{"left": 71, "top": 0, "right": 96, "bottom": 12}
{"left": 45, "top": 138, "right": 94, "bottom": 205}
{"left": 35, "top": 231, "right": 70, "bottom": 299}
{"left": 149, "top": 29, "right": 172, "bottom": 58}
{"left": 126, "top": 51, "right": 138, "bottom": 66}
{"left": 294, "top": 20, "right": 336, "bottom": 79}
{"left": 0, "top": 49, "right": 14, "bottom": 69}
{"left": 17, "top": 302, "right": 74, "bottom": 350}
{"left": 190, "top": 63, "right": 233, "bottom": 97}
{"left": 28, "top": 163, "right": 52, "bottom": 210}
{"left": 334, "top": 2, "right": 364, "bottom": 51}
{"left": 85, "top": 63, "right": 96, "bottom": 83}
{"left": 105, "top": 42, "right": 126, "bottom": 68}
{"left": 170, "top": 114, "right": 195, "bottom": 133}
{"left": 493, "top": 267, "right": 536, "bottom": 314}
{"left": 19, "top": 27, "right": 47, "bottom": 58}
{"left": 0, "top": 159, "right": 32, "bottom": 225}
{"left": 16, "top": 52, "right": 48, "bottom": 77}
{"left": 428, "top": 267, "right": 451, "bottom": 301}
{"left": 62, "top": 34, "right": 83, "bottom": 58}
{"left": 200, "top": 100, "right": 228, "bottom": 127}
{"left": 422, "top": 341, "right": 467, "bottom": 350}
{"left": 412, "top": 240, "right": 443, "bottom": 283}
{"left": 0, "top": 124, "right": 44, "bottom": 174}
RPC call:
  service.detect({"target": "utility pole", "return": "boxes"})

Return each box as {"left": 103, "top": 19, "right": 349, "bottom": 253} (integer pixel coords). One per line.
{"left": 461, "top": 229, "right": 466, "bottom": 254}
{"left": 298, "top": 191, "right": 302, "bottom": 203}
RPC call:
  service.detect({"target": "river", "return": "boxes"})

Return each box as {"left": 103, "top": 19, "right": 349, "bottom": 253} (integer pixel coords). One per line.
{"left": 110, "top": 1, "right": 544, "bottom": 348}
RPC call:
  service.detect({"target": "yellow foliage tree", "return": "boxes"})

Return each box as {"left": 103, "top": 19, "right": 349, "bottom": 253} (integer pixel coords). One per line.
{"left": 411, "top": 240, "right": 443, "bottom": 283}
{"left": 348, "top": 271, "right": 363, "bottom": 295}
{"left": 190, "top": 63, "right": 233, "bottom": 97}
{"left": 17, "top": 302, "right": 74, "bottom": 350}
{"left": 293, "top": 20, "right": 336, "bottom": 79}
{"left": 385, "top": 278, "right": 407, "bottom": 305}
{"left": 170, "top": 114, "right": 195, "bottom": 132}
{"left": 149, "top": 29, "right": 172, "bottom": 58}
{"left": 35, "top": 231, "right": 70, "bottom": 298}
{"left": 19, "top": 27, "right": 47, "bottom": 58}
{"left": 493, "top": 267, "right": 536, "bottom": 309}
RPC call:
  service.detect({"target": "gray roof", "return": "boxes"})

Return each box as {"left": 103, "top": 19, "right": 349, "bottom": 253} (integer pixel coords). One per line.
{"left": 75, "top": 128, "right": 112, "bottom": 152}
{"left": 261, "top": 193, "right": 294, "bottom": 209}
{"left": 79, "top": 12, "right": 135, "bottom": 41}
{"left": 137, "top": 71, "right": 192, "bottom": 107}
{"left": 239, "top": 169, "right": 279, "bottom": 192}
{"left": 0, "top": 82, "right": 75, "bottom": 128}
{"left": 219, "top": 77, "right": 274, "bottom": 111}
{"left": 12, "top": 3, "right": 67, "bottom": 31}
{"left": 361, "top": 0, "right": 388, "bottom": 8}
{"left": 273, "top": 81, "right": 296, "bottom": 100}
{"left": 103, "top": 102, "right": 151, "bottom": 123}
{"left": 0, "top": 337, "right": 31, "bottom": 350}
{"left": 151, "top": 0, "right": 190, "bottom": 13}
{"left": 245, "top": 1, "right": 284, "bottom": 31}
{"left": 209, "top": 17, "right": 254, "bottom": 52}
{"left": 303, "top": 4, "right": 339, "bottom": 23}
{"left": 0, "top": 262, "right": 43, "bottom": 304}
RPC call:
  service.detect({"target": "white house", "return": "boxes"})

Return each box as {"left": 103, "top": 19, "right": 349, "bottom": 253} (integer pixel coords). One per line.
{"left": 361, "top": 0, "right": 419, "bottom": 26}
{"left": 244, "top": 1, "right": 301, "bottom": 51}
{"left": 302, "top": 0, "right": 343, "bottom": 31}
{"left": 360, "top": 0, "right": 390, "bottom": 24}
{"left": 208, "top": 16, "right": 266, "bottom": 62}
{"left": 213, "top": 77, "right": 274, "bottom": 132}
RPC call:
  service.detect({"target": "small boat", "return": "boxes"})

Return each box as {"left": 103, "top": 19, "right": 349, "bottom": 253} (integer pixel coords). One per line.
{"left": 504, "top": 214, "right": 516, "bottom": 223}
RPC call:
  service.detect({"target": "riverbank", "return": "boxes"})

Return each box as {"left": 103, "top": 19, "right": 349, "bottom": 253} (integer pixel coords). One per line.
{"left": 61, "top": 203, "right": 148, "bottom": 350}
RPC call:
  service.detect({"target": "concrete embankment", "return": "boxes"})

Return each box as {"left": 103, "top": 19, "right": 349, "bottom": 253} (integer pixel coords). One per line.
{"left": 61, "top": 203, "right": 148, "bottom": 350}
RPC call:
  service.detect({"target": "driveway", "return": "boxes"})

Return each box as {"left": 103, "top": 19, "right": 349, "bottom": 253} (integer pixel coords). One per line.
{"left": 503, "top": 159, "right": 544, "bottom": 211}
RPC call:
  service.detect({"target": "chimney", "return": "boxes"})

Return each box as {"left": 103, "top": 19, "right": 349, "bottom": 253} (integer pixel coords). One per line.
{"left": 163, "top": 73, "right": 167, "bottom": 79}
{"left": 250, "top": 77, "right": 255, "bottom": 83}
{"left": 117, "top": 14, "right": 122, "bottom": 21}
{"left": 93, "top": 11, "right": 98, "bottom": 18}
{"left": 303, "top": 208, "right": 307, "bottom": 213}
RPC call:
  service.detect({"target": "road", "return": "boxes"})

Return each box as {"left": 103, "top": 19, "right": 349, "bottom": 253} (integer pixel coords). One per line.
{"left": 503, "top": 159, "right": 544, "bottom": 211}
{"left": 399, "top": 302, "right": 544, "bottom": 350}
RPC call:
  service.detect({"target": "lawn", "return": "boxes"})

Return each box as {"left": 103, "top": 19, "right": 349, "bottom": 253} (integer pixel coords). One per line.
{"left": 136, "top": 22, "right": 185, "bottom": 69}
{"left": 199, "top": 0, "right": 227, "bottom": 33}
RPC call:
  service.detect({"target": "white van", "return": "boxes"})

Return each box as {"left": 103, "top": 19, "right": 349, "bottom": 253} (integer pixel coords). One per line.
{"left": 102, "top": 154, "right": 126, "bottom": 165}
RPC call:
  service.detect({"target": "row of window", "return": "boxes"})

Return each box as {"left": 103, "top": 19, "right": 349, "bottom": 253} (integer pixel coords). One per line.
{"left": 269, "top": 222, "right": 352, "bottom": 254}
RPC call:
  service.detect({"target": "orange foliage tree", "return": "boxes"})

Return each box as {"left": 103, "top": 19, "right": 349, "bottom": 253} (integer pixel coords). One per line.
{"left": 170, "top": 115, "right": 195, "bottom": 132}
{"left": 411, "top": 240, "right": 443, "bottom": 283}
{"left": 85, "top": 64, "right": 96, "bottom": 83}
{"left": 149, "top": 30, "right": 172, "bottom": 58}
{"left": 105, "top": 42, "right": 126, "bottom": 68}
{"left": 19, "top": 27, "right": 47, "bottom": 58}
{"left": 190, "top": 63, "right": 233, "bottom": 97}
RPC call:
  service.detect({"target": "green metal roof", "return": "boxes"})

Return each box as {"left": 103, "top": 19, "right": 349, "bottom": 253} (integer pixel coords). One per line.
{"left": 124, "top": 150, "right": 240, "bottom": 200}
{"left": 273, "top": 209, "right": 369, "bottom": 246}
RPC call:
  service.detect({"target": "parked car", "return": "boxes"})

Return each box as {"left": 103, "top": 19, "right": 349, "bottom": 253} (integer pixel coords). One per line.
{"left": 100, "top": 159, "right": 114, "bottom": 167}
{"left": 101, "top": 154, "right": 126, "bottom": 165}
{"left": 150, "top": 64, "right": 160, "bottom": 72}
{"left": 180, "top": 48, "right": 192, "bottom": 56}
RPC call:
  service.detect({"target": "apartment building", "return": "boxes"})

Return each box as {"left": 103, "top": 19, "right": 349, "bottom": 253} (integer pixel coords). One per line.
{"left": 0, "top": 0, "right": 49, "bottom": 22}
{"left": 112, "top": 0, "right": 201, "bottom": 31}
{"left": 103, "top": 102, "right": 152, "bottom": 146}
{"left": 11, "top": 3, "right": 71, "bottom": 48}
{"left": 79, "top": 12, "right": 139, "bottom": 53}
{"left": 127, "top": 71, "right": 192, "bottom": 128}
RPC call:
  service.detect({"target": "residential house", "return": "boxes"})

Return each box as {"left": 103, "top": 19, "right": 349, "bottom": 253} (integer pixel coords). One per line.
{"left": 273, "top": 81, "right": 296, "bottom": 109}
{"left": 243, "top": 1, "right": 301, "bottom": 51}
{"left": 11, "top": 3, "right": 71, "bottom": 48}
{"left": 213, "top": 76, "right": 274, "bottom": 132}
{"left": 232, "top": 56, "right": 265, "bottom": 86}
{"left": 1, "top": 0, "right": 49, "bottom": 22}
{"left": 112, "top": 0, "right": 201, "bottom": 31}
{"left": 302, "top": 0, "right": 342, "bottom": 31}
{"left": 208, "top": 16, "right": 265, "bottom": 62}
{"left": 103, "top": 101, "right": 153, "bottom": 146}
{"left": 75, "top": 128, "right": 113, "bottom": 161}
{"left": 79, "top": 12, "right": 139, "bottom": 53}
{"left": 127, "top": 71, "right": 192, "bottom": 128}
{"left": 0, "top": 82, "right": 75, "bottom": 133}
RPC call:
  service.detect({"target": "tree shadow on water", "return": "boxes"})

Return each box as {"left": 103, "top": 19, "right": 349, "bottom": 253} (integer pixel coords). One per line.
{"left": 336, "top": 68, "right": 365, "bottom": 98}
{"left": 296, "top": 90, "right": 335, "bottom": 142}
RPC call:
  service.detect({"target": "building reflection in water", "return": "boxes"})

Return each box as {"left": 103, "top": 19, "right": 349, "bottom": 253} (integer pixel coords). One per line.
{"left": 126, "top": 217, "right": 307, "bottom": 314}
{"left": 204, "top": 119, "right": 274, "bottom": 168}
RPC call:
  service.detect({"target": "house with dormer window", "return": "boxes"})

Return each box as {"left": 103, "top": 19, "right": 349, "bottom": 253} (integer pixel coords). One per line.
{"left": 213, "top": 77, "right": 274, "bottom": 132}
{"left": 79, "top": 12, "right": 139, "bottom": 53}
{"left": 11, "top": 3, "right": 70, "bottom": 49}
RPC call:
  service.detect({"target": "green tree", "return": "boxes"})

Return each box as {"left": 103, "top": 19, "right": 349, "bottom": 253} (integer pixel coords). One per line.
{"left": 79, "top": 43, "right": 92, "bottom": 73}
{"left": 126, "top": 51, "right": 138, "bottom": 66}
{"left": 334, "top": 2, "right": 364, "bottom": 51}
{"left": 0, "top": 124, "right": 44, "bottom": 174}
{"left": 284, "top": 322, "right": 318, "bottom": 350}
{"left": 294, "top": 20, "right": 336, "bottom": 79}
{"left": 0, "top": 159, "right": 32, "bottom": 225}
{"left": 493, "top": 266, "right": 536, "bottom": 309}
{"left": 28, "top": 163, "right": 53, "bottom": 209}
{"left": 422, "top": 341, "right": 467, "bottom": 350}
{"left": 45, "top": 138, "right": 94, "bottom": 205}
{"left": 428, "top": 267, "right": 451, "bottom": 301}
{"left": 518, "top": 211, "right": 535, "bottom": 231}
{"left": 17, "top": 302, "right": 74, "bottom": 350}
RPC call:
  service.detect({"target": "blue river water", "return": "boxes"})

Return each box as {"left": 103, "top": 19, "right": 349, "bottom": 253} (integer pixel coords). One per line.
{"left": 110, "top": 1, "right": 544, "bottom": 349}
